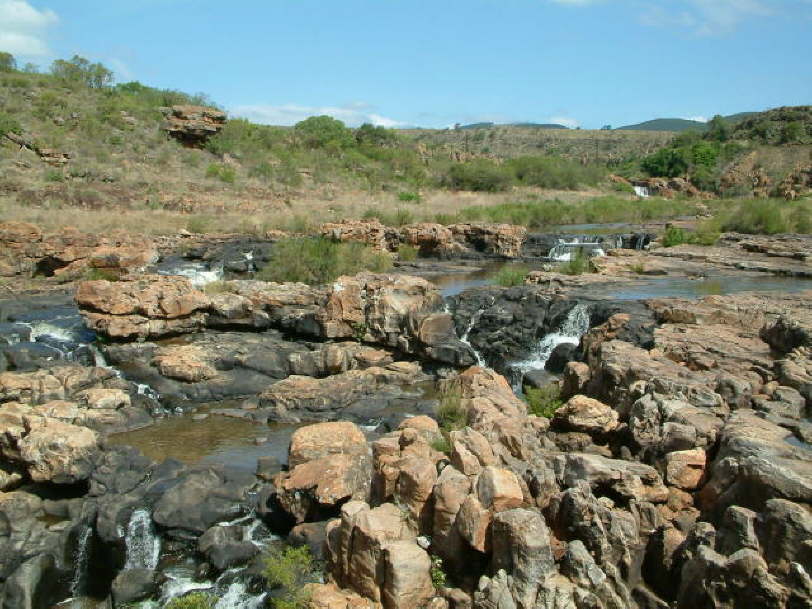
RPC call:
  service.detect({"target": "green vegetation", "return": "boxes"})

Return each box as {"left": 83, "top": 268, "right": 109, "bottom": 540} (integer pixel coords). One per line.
{"left": 492, "top": 264, "right": 528, "bottom": 287}
{"left": 164, "top": 592, "right": 216, "bottom": 609}
{"left": 51, "top": 55, "right": 114, "bottom": 89}
{"left": 558, "top": 250, "right": 591, "bottom": 275}
{"left": 256, "top": 237, "right": 392, "bottom": 285}
{"left": 397, "top": 244, "right": 420, "bottom": 261}
{"left": 525, "top": 384, "right": 563, "bottom": 418}
{"left": 263, "top": 545, "right": 317, "bottom": 609}
{"left": 508, "top": 156, "right": 605, "bottom": 190}
{"left": 430, "top": 433, "right": 452, "bottom": 456}
{"left": 430, "top": 554, "right": 447, "bottom": 588}
{"left": 660, "top": 224, "right": 720, "bottom": 247}
{"left": 83, "top": 268, "right": 120, "bottom": 281}
{"left": 455, "top": 195, "right": 695, "bottom": 229}
{"left": 715, "top": 198, "right": 812, "bottom": 235}
{"left": 443, "top": 159, "right": 514, "bottom": 192}
{"left": 436, "top": 387, "right": 466, "bottom": 432}
{"left": 205, "top": 163, "right": 236, "bottom": 183}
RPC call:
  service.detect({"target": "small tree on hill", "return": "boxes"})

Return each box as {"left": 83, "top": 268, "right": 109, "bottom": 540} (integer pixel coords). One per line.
{"left": 706, "top": 115, "right": 729, "bottom": 142}
{"left": 0, "top": 52, "right": 16, "bottom": 72}
{"left": 294, "top": 115, "right": 354, "bottom": 150}
{"left": 51, "top": 55, "right": 113, "bottom": 88}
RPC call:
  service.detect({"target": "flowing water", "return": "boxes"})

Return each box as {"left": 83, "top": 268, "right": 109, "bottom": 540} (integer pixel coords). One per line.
{"left": 124, "top": 509, "right": 162, "bottom": 571}
{"left": 69, "top": 526, "right": 92, "bottom": 601}
{"left": 157, "top": 260, "right": 224, "bottom": 287}
{"left": 508, "top": 303, "right": 591, "bottom": 391}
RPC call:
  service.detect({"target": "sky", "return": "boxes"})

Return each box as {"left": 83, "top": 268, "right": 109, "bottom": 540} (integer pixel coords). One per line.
{"left": 1, "top": 0, "right": 811, "bottom": 129}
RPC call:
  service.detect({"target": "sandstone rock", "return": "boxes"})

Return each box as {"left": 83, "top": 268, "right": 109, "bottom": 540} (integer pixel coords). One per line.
{"left": 289, "top": 421, "right": 368, "bottom": 468}
{"left": 448, "top": 223, "right": 527, "bottom": 258}
{"left": 476, "top": 467, "right": 524, "bottom": 512}
{"left": 381, "top": 540, "right": 434, "bottom": 609}
{"left": 17, "top": 417, "right": 99, "bottom": 483}
{"left": 399, "top": 223, "right": 456, "bottom": 256}
{"left": 456, "top": 494, "right": 491, "bottom": 552}
{"left": 665, "top": 449, "right": 707, "bottom": 490}
{"left": 162, "top": 105, "right": 226, "bottom": 146}
{"left": 152, "top": 345, "right": 217, "bottom": 382}
{"left": 319, "top": 219, "right": 399, "bottom": 251}
{"left": 308, "top": 582, "right": 379, "bottom": 609}
{"left": 553, "top": 395, "right": 619, "bottom": 435}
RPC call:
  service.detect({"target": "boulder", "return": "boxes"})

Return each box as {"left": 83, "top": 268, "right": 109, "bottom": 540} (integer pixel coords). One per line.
{"left": 111, "top": 568, "right": 157, "bottom": 605}
{"left": 665, "top": 449, "right": 707, "bottom": 490}
{"left": 553, "top": 395, "right": 619, "bottom": 436}
{"left": 289, "top": 422, "right": 368, "bottom": 468}
{"left": 161, "top": 105, "right": 227, "bottom": 146}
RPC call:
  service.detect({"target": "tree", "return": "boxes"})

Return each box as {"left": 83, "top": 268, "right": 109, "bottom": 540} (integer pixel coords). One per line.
{"left": 51, "top": 55, "right": 113, "bottom": 88}
{"left": 355, "top": 123, "right": 398, "bottom": 147}
{"left": 601, "top": 125, "right": 612, "bottom": 130}
{"left": 641, "top": 148, "right": 690, "bottom": 178}
{"left": 0, "top": 52, "right": 16, "bottom": 72}
{"left": 706, "top": 115, "right": 729, "bottom": 142}
{"left": 294, "top": 115, "right": 354, "bottom": 150}
{"left": 781, "top": 121, "right": 804, "bottom": 144}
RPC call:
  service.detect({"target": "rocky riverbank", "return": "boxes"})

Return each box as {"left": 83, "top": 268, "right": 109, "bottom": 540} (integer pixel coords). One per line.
{"left": 0, "top": 222, "right": 810, "bottom": 609}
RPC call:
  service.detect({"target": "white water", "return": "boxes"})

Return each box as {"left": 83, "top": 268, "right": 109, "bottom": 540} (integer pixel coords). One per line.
{"left": 510, "top": 303, "right": 591, "bottom": 390}
{"left": 124, "top": 509, "right": 161, "bottom": 570}
{"left": 633, "top": 185, "right": 650, "bottom": 198}
{"left": 547, "top": 240, "right": 605, "bottom": 262}
{"left": 158, "top": 262, "right": 224, "bottom": 287}
{"left": 458, "top": 299, "right": 493, "bottom": 367}
{"left": 69, "top": 526, "right": 92, "bottom": 599}
{"left": 215, "top": 582, "right": 266, "bottom": 609}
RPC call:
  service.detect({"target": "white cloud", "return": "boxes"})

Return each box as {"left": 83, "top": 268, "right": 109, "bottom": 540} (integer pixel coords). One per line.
{"left": 231, "top": 103, "right": 407, "bottom": 128}
{"left": 683, "top": 115, "right": 709, "bottom": 123}
{"left": 0, "top": 0, "right": 58, "bottom": 56}
{"left": 549, "top": 116, "right": 580, "bottom": 128}
{"left": 640, "top": 0, "right": 777, "bottom": 34}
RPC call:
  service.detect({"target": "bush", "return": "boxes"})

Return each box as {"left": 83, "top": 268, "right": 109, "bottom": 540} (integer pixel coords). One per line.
{"left": 508, "top": 156, "right": 605, "bottom": 190}
{"left": 51, "top": 55, "right": 113, "bottom": 89}
{"left": 436, "top": 387, "right": 466, "bottom": 432}
{"left": 257, "top": 238, "right": 392, "bottom": 285}
{"left": 186, "top": 215, "right": 213, "bottom": 234}
{"left": 558, "top": 250, "right": 591, "bottom": 275}
{"left": 525, "top": 383, "right": 563, "bottom": 418}
{"left": 662, "top": 226, "right": 688, "bottom": 247}
{"left": 398, "top": 244, "right": 420, "bottom": 261}
{"left": 264, "top": 545, "right": 317, "bottom": 609}
{"left": 294, "top": 115, "right": 354, "bottom": 150}
{"left": 205, "top": 163, "right": 236, "bottom": 183}
{"left": 641, "top": 148, "right": 689, "bottom": 178}
{"left": 719, "top": 199, "right": 789, "bottom": 235}
{"left": 0, "top": 111, "right": 22, "bottom": 135}
{"left": 492, "top": 264, "right": 528, "bottom": 287}
{"left": 430, "top": 433, "right": 452, "bottom": 455}
{"left": 444, "top": 159, "right": 513, "bottom": 192}
{"left": 397, "top": 191, "right": 421, "bottom": 203}
{"left": 164, "top": 592, "right": 216, "bottom": 609}
{"left": 430, "top": 554, "right": 447, "bottom": 588}
{"left": 611, "top": 180, "right": 635, "bottom": 194}
{"left": 0, "top": 52, "right": 16, "bottom": 73}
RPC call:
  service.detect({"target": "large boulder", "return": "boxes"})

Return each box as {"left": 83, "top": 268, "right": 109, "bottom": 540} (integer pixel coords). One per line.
{"left": 161, "top": 105, "right": 226, "bottom": 146}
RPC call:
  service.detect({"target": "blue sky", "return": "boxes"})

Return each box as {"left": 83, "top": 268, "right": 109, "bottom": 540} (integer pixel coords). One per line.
{"left": 2, "top": 0, "right": 810, "bottom": 128}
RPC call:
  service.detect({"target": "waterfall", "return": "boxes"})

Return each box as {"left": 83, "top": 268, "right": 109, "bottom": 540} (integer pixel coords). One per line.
{"left": 215, "top": 582, "right": 266, "bottom": 609}
{"left": 458, "top": 300, "right": 492, "bottom": 367}
{"left": 124, "top": 509, "right": 161, "bottom": 570}
{"left": 158, "top": 261, "right": 224, "bottom": 287}
{"left": 69, "top": 525, "right": 92, "bottom": 599}
{"left": 137, "top": 383, "right": 161, "bottom": 401}
{"left": 633, "top": 185, "right": 650, "bottom": 198}
{"left": 509, "top": 303, "right": 591, "bottom": 391}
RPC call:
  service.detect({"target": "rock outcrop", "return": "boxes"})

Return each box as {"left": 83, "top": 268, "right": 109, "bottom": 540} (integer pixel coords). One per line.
{"left": 160, "top": 105, "right": 227, "bottom": 146}
{"left": 0, "top": 221, "right": 158, "bottom": 279}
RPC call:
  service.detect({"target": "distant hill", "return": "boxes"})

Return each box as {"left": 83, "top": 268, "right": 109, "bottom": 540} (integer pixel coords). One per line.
{"left": 616, "top": 118, "right": 706, "bottom": 132}
{"left": 457, "top": 122, "right": 569, "bottom": 130}
{"left": 617, "top": 112, "right": 758, "bottom": 132}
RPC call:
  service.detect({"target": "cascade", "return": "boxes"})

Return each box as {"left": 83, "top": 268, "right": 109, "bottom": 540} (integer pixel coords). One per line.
{"left": 124, "top": 509, "right": 161, "bottom": 570}
{"left": 633, "top": 185, "right": 650, "bottom": 198}
{"left": 69, "top": 525, "right": 92, "bottom": 599}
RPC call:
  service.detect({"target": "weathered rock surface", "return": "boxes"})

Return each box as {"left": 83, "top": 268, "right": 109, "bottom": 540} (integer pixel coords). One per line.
{"left": 161, "top": 105, "right": 226, "bottom": 146}
{"left": 0, "top": 221, "right": 158, "bottom": 279}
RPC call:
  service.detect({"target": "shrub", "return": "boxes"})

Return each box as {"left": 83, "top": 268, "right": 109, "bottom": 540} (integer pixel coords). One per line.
{"left": 611, "top": 180, "right": 635, "bottom": 194}
{"left": 436, "top": 387, "right": 466, "bottom": 432}
{"left": 164, "top": 592, "right": 216, "bottom": 609}
{"left": 397, "top": 191, "right": 421, "bottom": 203}
{"left": 430, "top": 554, "right": 447, "bottom": 588}
{"left": 444, "top": 159, "right": 513, "bottom": 192}
{"left": 641, "top": 148, "right": 690, "bottom": 178}
{"left": 719, "top": 199, "right": 789, "bottom": 235}
{"left": 398, "top": 244, "right": 420, "bottom": 261}
{"left": 203, "top": 281, "right": 230, "bottom": 295}
{"left": 205, "top": 163, "right": 236, "bottom": 183}
{"left": 661, "top": 226, "right": 688, "bottom": 247}
{"left": 257, "top": 238, "right": 392, "bottom": 285}
{"left": 558, "top": 250, "right": 591, "bottom": 275}
{"left": 294, "top": 115, "right": 354, "bottom": 150}
{"left": 525, "top": 383, "right": 563, "bottom": 418}
{"left": 430, "top": 433, "right": 452, "bottom": 455}
{"left": 0, "top": 111, "right": 22, "bottom": 135}
{"left": 629, "top": 262, "right": 647, "bottom": 275}
{"left": 263, "top": 545, "right": 317, "bottom": 609}
{"left": 186, "top": 215, "right": 213, "bottom": 234}
{"left": 492, "top": 264, "right": 528, "bottom": 287}
{"left": 44, "top": 169, "right": 64, "bottom": 183}
{"left": 0, "top": 52, "right": 16, "bottom": 72}
{"left": 83, "top": 268, "right": 119, "bottom": 281}
{"left": 508, "top": 156, "right": 605, "bottom": 190}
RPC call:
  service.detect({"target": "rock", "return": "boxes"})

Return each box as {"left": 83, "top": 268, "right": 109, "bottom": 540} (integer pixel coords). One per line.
{"left": 198, "top": 524, "right": 258, "bottom": 570}
{"left": 381, "top": 540, "right": 434, "bottom": 609}
{"left": 308, "top": 582, "right": 378, "bottom": 609}
{"left": 319, "top": 219, "right": 400, "bottom": 251}
{"left": 111, "top": 568, "right": 157, "bottom": 605}
{"left": 162, "top": 105, "right": 226, "bottom": 146}
{"left": 0, "top": 221, "right": 157, "bottom": 278}
{"left": 151, "top": 467, "right": 255, "bottom": 534}
{"left": 448, "top": 223, "right": 527, "bottom": 258}
{"left": 400, "top": 223, "right": 456, "bottom": 257}
{"left": 546, "top": 342, "right": 578, "bottom": 373}
{"left": 553, "top": 395, "right": 619, "bottom": 436}
{"left": 274, "top": 454, "right": 372, "bottom": 523}
{"left": 17, "top": 417, "right": 99, "bottom": 483}
{"left": 665, "top": 449, "right": 706, "bottom": 490}
{"left": 77, "top": 275, "right": 210, "bottom": 340}
{"left": 289, "top": 422, "right": 368, "bottom": 468}
{"left": 476, "top": 467, "right": 524, "bottom": 512}
{"left": 289, "top": 521, "right": 328, "bottom": 560}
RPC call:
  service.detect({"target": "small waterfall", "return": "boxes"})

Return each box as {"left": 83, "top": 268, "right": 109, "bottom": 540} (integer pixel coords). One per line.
{"left": 509, "top": 303, "right": 591, "bottom": 391}
{"left": 69, "top": 525, "right": 92, "bottom": 599}
{"left": 124, "top": 509, "right": 161, "bottom": 570}
{"left": 137, "top": 383, "right": 161, "bottom": 401}
{"left": 215, "top": 582, "right": 266, "bottom": 609}
{"left": 458, "top": 300, "right": 492, "bottom": 367}
{"left": 158, "top": 261, "right": 224, "bottom": 287}
{"left": 243, "top": 251, "right": 256, "bottom": 273}
{"left": 633, "top": 185, "right": 650, "bottom": 198}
